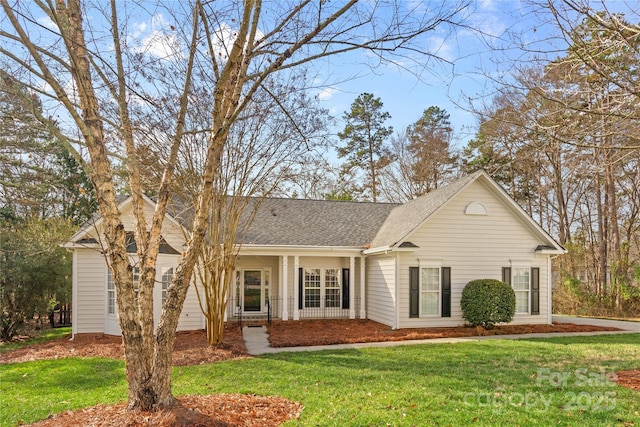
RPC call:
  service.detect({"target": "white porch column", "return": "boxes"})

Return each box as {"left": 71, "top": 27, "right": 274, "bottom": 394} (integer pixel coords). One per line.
{"left": 281, "top": 256, "right": 289, "bottom": 321}
{"left": 349, "top": 256, "right": 356, "bottom": 319}
{"left": 293, "top": 255, "right": 300, "bottom": 320}
{"left": 359, "top": 256, "right": 366, "bottom": 319}
{"left": 222, "top": 269, "right": 228, "bottom": 322}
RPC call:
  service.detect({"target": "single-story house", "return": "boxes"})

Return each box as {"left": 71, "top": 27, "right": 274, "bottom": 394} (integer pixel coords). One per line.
{"left": 64, "top": 170, "right": 566, "bottom": 336}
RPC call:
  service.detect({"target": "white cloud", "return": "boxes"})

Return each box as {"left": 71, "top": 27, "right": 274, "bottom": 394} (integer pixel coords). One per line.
{"left": 129, "top": 13, "right": 182, "bottom": 61}
{"left": 317, "top": 87, "right": 337, "bottom": 101}
{"left": 37, "top": 16, "right": 58, "bottom": 31}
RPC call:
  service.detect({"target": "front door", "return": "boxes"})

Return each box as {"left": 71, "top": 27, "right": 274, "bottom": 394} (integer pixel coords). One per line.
{"left": 243, "top": 270, "right": 263, "bottom": 312}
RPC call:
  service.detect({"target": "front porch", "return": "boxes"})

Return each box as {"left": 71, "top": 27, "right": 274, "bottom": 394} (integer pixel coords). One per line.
{"left": 227, "top": 296, "right": 363, "bottom": 324}
{"left": 229, "top": 252, "right": 367, "bottom": 322}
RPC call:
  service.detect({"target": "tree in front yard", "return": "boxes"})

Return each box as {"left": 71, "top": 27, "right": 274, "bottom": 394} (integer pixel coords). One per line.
{"left": 0, "top": 0, "right": 468, "bottom": 411}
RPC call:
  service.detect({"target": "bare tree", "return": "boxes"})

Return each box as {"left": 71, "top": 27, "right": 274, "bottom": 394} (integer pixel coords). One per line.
{"left": 0, "top": 0, "right": 468, "bottom": 411}
{"left": 465, "top": 1, "right": 640, "bottom": 314}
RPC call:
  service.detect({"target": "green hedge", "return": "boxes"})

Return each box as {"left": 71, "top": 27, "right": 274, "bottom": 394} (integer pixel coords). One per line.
{"left": 460, "top": 279, "right": 515, "bottom": 328}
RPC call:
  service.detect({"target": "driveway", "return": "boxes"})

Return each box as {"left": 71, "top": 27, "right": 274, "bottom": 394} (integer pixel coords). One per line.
{"left": 553, "top": 315, "right": 640, "bottom": 331}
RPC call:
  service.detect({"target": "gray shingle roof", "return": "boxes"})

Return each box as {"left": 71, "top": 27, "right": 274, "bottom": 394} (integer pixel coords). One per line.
{"left": 369, "top": 172, "right": 482, "bottom": 248}
{"left": 239, "top": 198, "right": 398, "bottom": 247}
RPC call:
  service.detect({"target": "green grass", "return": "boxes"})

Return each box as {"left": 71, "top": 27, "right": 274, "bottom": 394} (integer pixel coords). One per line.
{"left": 0, "top": 327, "right": 71, "bottom": 353}
{"left": 2, "top": 334, "right": 640, "bottom": 426}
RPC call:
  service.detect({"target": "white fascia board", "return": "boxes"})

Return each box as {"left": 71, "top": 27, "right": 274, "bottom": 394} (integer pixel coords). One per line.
{"left": 362, "top": 245, "right": 418, "bottom": 255}
{"left": 62, "top": 242, "right": 101, "bottom": 250}
{"left": 362, "top": 246, "right": 392, "bottom": 255}
{"left": 238, "top": 245, "right": 364, "bottom": 257}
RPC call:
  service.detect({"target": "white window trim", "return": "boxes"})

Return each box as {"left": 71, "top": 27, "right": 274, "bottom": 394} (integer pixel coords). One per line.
{"left": 106, "top": 267, "right": 116, "bottom": 317}
{"left": 511, "top": 266, "right": 531, "bottom": 315}
{"left": 105, "top": 265, "right": 140, "bottom": 317}
{"left": 419, "top": 262, "right": 442, "bottom": 317}
{"left": 161, "top": 267, "right": 174, "bottom": 305}
{"left": 302, "top": 267, "right": 342, "bottom": 310}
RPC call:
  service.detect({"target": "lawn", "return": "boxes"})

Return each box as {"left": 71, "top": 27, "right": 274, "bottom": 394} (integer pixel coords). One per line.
{"left": 0, "top": 327, "right": 71, "bottom": 353}
{"left": 2, "top": 334, "right": 640, "bottom": 426}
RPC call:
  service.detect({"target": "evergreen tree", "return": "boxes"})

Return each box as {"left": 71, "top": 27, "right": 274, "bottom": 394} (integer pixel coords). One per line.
{"left": 337, "top": 93, "right": 393, "bottom": 202}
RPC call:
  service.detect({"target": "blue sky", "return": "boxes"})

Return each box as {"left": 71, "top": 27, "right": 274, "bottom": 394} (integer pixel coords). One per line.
{"left": 310, "top": 0, "right": 564, "bottom": 149}
{"left": 29, "top": 1, "right": 631, "bottom": 151}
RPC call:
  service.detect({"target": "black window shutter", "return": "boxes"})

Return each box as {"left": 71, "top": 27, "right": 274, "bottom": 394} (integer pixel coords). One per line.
{"left": 409, "top": 267, "right": 419, "bottom": 318}
{"left": 342, "top": 268, "right": 350, "bottom": 309}
{"left": 441, "top": 267, "right": 451, "bottom": 317}
{"left": 298, "top": 267, "right": 303, "bottom": 310}
{"left": 502, "top": 267, "right": 511, "bottom": 285}
{"left": 531, "top": 267, "right": 540, "bottom": 315}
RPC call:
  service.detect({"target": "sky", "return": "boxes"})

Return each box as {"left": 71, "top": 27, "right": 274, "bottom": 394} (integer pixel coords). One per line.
{"left": 25, "top": 1, "right": 636, "bottom": 151}
{"left": 308, "top": 0, "right": 565, "bottom": 149}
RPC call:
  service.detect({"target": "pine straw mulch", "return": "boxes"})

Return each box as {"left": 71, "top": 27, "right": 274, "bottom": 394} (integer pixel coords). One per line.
{"left": 1, "top": 320, "right": 637, "bottom": 426}
{"left": 0, "top": 324, "right": 247, "bottom": 366}
{"left": 267, "top": 318, "right": 623, "bottom": 347}
{"left": 28, "top": 394, "right": 302, "bottom": 427}
{"left": 615, "top": 369, "right": 640, "bottom": 393}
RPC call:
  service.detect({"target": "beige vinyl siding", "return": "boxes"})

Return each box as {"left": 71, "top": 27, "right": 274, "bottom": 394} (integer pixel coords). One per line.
{"left": 396, "top": 180, "right": 551, "bottom": 328}
{"left": 366, "top": 254, "right": 397, "bottom": 328}
{"left": 74, "top": 248, "right": 106, "bottom": 333}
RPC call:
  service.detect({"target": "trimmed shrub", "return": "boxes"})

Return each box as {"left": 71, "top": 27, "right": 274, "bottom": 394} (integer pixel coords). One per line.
{"left": 460, "top": 279, "right": 516, "bottom": 328}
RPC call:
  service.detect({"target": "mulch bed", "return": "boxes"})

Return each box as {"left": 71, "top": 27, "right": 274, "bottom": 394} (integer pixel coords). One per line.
{"left": 0, "top": 324, "right": 247, "bottom": 366}
{"left": 267, "top": 318, "right": 622, "bottom": 347}
{"left": 28, "top": 394, "right": 302, "bottom": 427}
{"left": 2, "top": 319, "right": 638, "bottom": 426}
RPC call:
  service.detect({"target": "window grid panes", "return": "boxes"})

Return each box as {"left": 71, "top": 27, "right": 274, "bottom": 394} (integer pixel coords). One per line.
{"left": 513, "top": 268, "right": 530, "bottom": 314}
{"left": 161, "top": 268, "right": 173, "bottom": 304}
{"left": 325, "top": 268, "right": 341, "bottom": 308}
{"left": 133, "top": 267, "right": 140, "bottom": 304}
{"left": 421, "top": 267, "right": 440, "bottom": 316}
{"left": 107, "top": 270, "right": 115, "bottom": 315}
{"left": 106, "top": 267, "right": 140, "bottom": 314}
{"left": 304, "top": 268, "right": 321, "bottom": 308}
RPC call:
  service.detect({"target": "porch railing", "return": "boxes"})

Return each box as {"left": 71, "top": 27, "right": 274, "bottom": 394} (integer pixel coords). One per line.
{"left": 228, "top": 296, "right": 361, "bottom": 324}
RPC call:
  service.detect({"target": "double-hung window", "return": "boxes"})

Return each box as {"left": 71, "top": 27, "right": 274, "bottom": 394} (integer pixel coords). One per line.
{"left": 324, "top": 269, "right": 341, "bottom": 308}
{"left": 420, "top": 267, "right": 440, "bottom": 316}
{"left": 304, "top": 268, "right": 321, "bottom": 308}
{"left": 512, "top": 268, "right": 530, "bottom": 314}
{"left": 302, "top": 268, "right": 342, "bottom": 309}
{"left": 106, "top": 266, "right": 140, "bottom": 314}
{"left": 107, "top": 270, "right": 116, "bottom": 315}
{"left": 161, "top": 267, "right": 174, "bottom": 305}
{"left": 410, "top": 266, "right": 451, "bottom": 318}
{"left": 503, "top": 266, "right": 539, "bottom": 315}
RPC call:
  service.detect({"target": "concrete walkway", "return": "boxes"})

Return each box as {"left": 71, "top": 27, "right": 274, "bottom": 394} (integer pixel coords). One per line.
{"left": 243, "top": 317, "right": 640, "bottom": 356}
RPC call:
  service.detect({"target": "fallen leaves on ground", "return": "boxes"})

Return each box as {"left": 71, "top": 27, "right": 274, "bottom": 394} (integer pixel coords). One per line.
{"left": 616, "top": 369, "right": 640, "bottom": 392}
{"left": 28, "top": 394, "right": 302, "bottom": 427}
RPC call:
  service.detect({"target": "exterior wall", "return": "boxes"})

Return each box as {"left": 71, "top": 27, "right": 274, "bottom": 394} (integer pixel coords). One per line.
{"left": 72, "top": 197, "right": 204, "bottom": 335}
{"left": 395, "top": 180, "right": 551, "bottom": 328}
{"left": 73, "top": 248, "right": 107, "bottom": 334}
{"left": 365, "top": 253, "right": 397, "bottom": 328}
